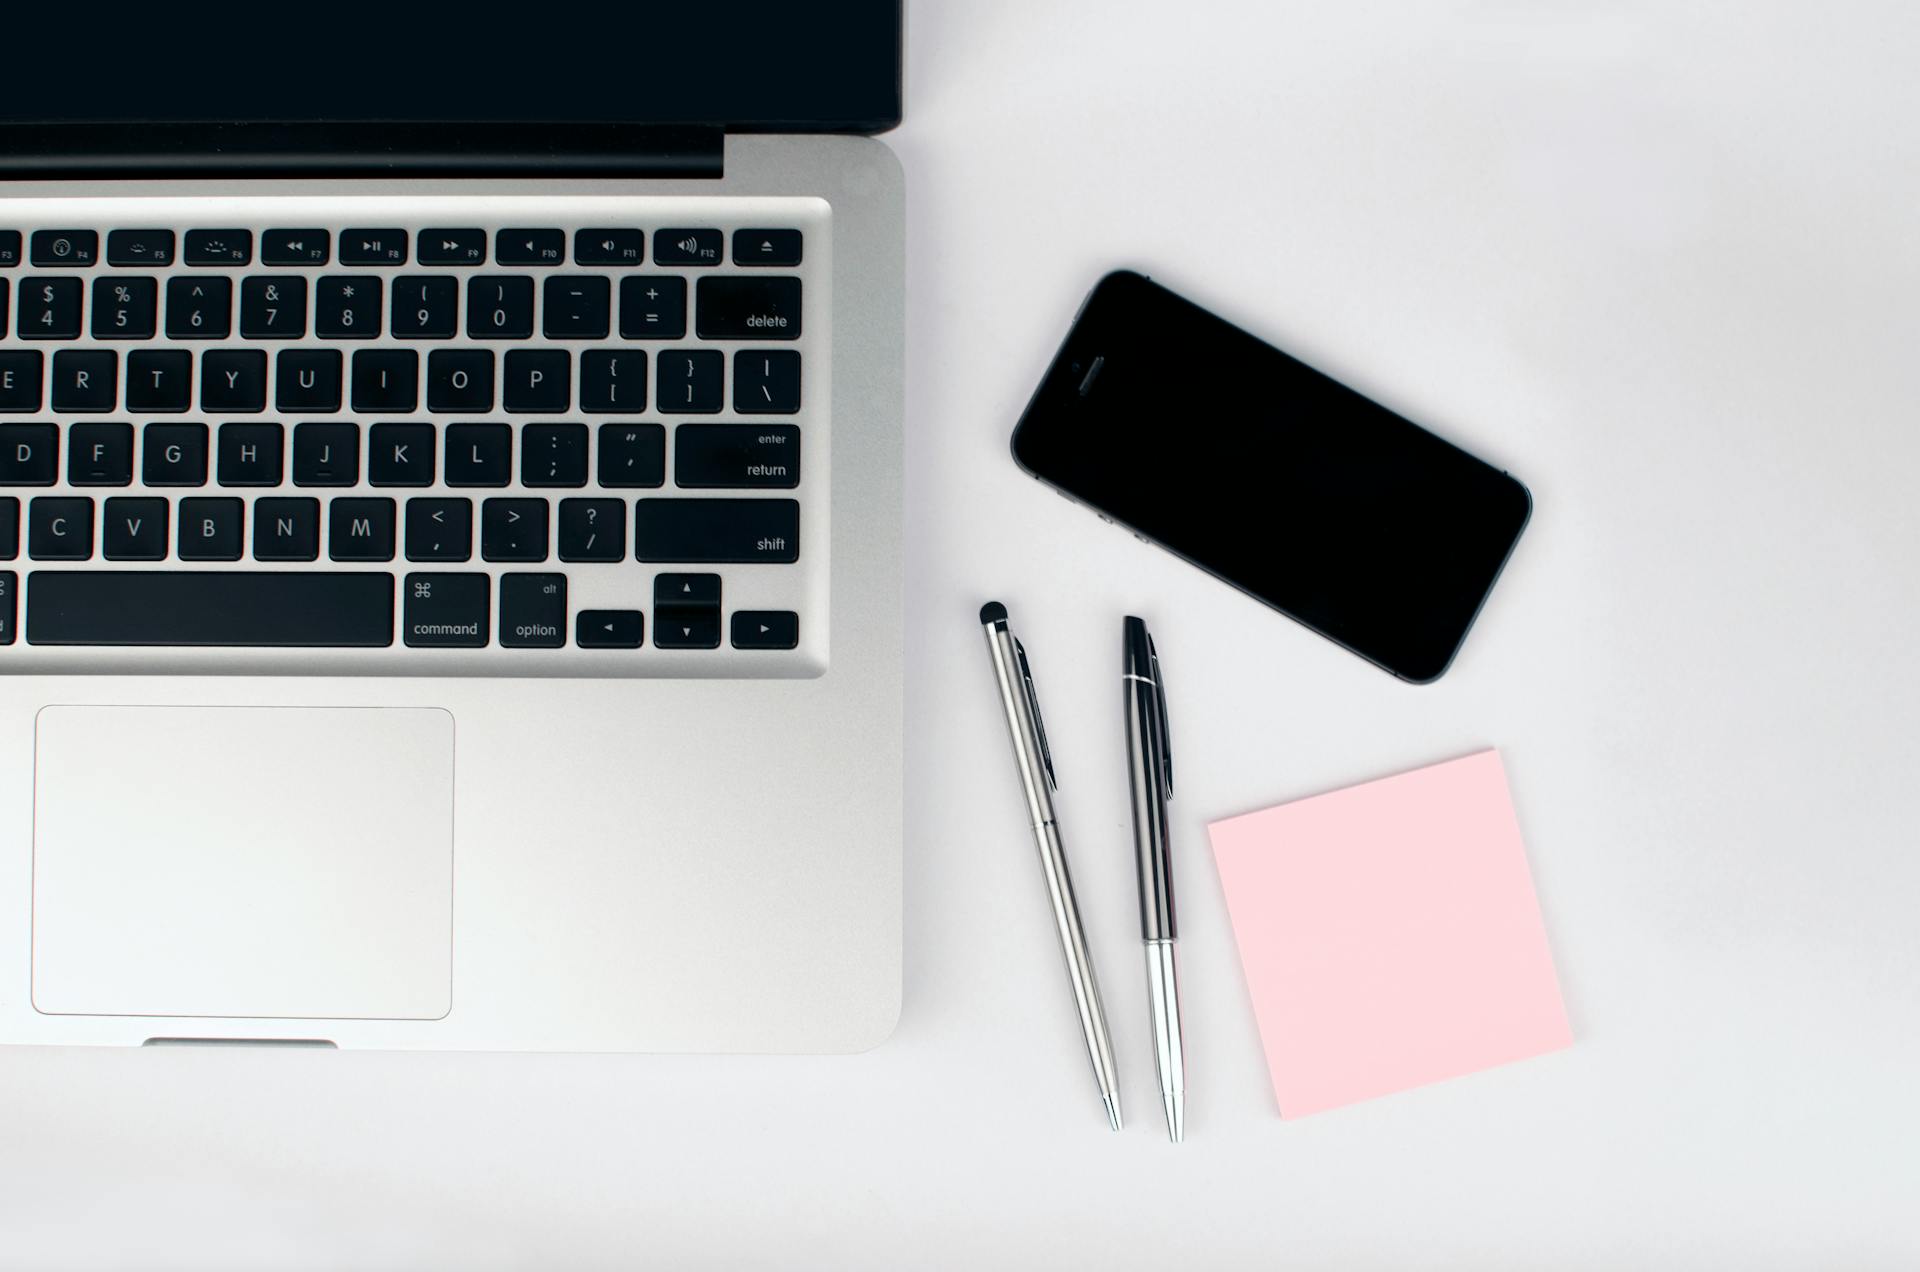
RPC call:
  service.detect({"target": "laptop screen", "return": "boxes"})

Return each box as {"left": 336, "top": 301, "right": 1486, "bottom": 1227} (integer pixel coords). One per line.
{"left": 0, "top": 2, "right": 902, "bottom": 134}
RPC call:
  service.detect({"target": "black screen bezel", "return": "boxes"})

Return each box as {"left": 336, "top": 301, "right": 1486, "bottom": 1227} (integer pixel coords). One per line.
{"left": 1010, "top": 271, "right": 1532, "bottom": 683}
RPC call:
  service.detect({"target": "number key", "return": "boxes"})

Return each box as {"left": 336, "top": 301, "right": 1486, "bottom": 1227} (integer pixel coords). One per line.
{"left": 392, "top": 276, "right": 458, "bottom": 338}
{"left": 316, "top": 276, "right": 382, "bottom": 338}
{"left": 165, "top": 276, "right": 232, "bottom": 339}
{"left": 240, "top": 276, "right": 309, "bottom": 339}
{"left": 90, "top": 276, "right": 158, "bottom": 339}
{"left": 19, "top": 277, "right": 82, "bottom": 339}
{"left": 466, "top": 275, "right": 533, "bottom": 339}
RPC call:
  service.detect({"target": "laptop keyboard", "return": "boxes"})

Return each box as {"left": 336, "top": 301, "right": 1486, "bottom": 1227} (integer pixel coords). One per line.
{"left": 0, "top": 197, "right": 829, "bottom": 676}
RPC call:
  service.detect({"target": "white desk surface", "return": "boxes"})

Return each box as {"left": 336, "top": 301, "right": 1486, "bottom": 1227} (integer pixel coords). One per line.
{"left": 4, "top": 3, "right": 1917, "bottom": 1267}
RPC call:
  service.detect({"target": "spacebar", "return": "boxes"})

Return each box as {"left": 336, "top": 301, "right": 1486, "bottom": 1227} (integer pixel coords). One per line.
{"left": 26, "top": 572, "right": 395, "bottom": 647}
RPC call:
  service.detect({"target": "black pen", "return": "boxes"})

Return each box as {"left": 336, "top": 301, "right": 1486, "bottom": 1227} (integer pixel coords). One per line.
{"left": 1124, "top": 616, "right": 1184, "bottom": 1141}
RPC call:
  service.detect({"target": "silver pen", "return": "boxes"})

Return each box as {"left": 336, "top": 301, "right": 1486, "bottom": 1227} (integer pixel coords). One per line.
{"left": 980, "top": 601, "right": 1124, "bottom": 1132}
{"left": 1124, "top": 616, "right": 1185, "bottom": 1142}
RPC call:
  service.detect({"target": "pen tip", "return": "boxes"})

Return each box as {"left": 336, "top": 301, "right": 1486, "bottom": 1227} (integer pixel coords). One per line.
{"left": 979, "top": 600, "right": 1008, "bottom": 625}
{"left": 1104, "top": 1093, "right": 1123, "bottom": 1133}
{"left": 1164, "top": 1091, "right": 1184, "bottom": 1143}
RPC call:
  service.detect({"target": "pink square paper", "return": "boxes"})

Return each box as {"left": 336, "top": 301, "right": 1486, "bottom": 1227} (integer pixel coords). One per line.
{"left": 1208, "top": 749, "right": 1571, "bottom": 1117}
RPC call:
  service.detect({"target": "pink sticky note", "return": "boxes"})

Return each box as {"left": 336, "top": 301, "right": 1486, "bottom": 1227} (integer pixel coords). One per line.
{"left": 1208, "top": 750, "right": 1571, "bottom": 1117}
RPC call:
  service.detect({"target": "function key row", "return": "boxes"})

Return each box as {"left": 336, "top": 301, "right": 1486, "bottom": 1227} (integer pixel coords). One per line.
{"left": 0, "top": 347, "right": 798, "bottom": 415}
{"left": 0, "top": 495, "right": 798, "bottom": 566}
{"left": 0, "top": 421, "right": 798, "bottom": 491}
{"left": 0, "top": 274, "right": 799, "bottom": 342}
{"left": 0, "top": 229, "right": 801, "bottom": 270}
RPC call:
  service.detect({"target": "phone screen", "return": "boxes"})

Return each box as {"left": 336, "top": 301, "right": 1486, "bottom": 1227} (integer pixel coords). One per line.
{"left": 1011, "top": 271, "right": 1531, "bottom": 682}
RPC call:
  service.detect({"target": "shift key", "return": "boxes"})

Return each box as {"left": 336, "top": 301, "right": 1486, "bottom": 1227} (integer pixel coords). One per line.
{"left": 635, "top": 498, "right": 799, "bottom": 563}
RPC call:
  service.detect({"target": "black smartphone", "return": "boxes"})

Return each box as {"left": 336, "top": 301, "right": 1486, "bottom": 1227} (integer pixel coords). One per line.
{"left": 1011, "top": 270, "right": 1531, "bottom": 682}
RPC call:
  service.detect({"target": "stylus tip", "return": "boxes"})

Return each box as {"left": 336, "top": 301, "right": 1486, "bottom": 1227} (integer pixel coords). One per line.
{"left": 979, "top": 600, "right": 1008, "bottom": 625}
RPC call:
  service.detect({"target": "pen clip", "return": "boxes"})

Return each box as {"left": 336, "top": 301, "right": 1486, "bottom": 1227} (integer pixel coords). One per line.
{"left": 1014, "top": 637, "right": 1058, "bottom": 791}
{"left": 1148, "top": 632, "right": 1172, "bottom": 799}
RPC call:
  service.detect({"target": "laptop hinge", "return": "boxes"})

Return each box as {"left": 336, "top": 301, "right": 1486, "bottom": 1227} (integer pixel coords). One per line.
{"left": 0, "top": 122, "right": 725, "bottom": 180}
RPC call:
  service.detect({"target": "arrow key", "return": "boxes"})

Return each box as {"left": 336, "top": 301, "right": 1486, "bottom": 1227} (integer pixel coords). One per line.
{"left": 653, "top": 606, "right": 721, "bottom": 650}
{"left": 577, "top": 609, "right": 643, "bottom": 650}
{"left": 731, "top": 610, "right": 799, "bottom": 650}
{"left": 653, "top": 572, "right": 720, "bottom": 609}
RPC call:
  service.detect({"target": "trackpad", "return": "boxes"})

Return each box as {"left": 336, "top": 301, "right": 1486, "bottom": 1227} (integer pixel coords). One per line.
{"left": 31, "top": 706, "right": 453, "bottom": 1021}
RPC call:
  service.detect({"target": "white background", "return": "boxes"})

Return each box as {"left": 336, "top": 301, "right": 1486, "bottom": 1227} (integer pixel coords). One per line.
{"left": 4, "top": 2, "right": 1918, "bottom": 1266}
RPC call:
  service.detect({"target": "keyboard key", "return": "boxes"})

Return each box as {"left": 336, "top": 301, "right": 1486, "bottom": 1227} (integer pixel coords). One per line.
{"left": 557, "top": 498, "right": 624, "bottom": 561}
{"left": 392, "top": 276, "right": 458, "bottom": 338}
{"left": 405, "top": 498, "right": 473, "bottom": 562}
{"left": 428, "top": 348, "right": 494, "bottom": 411}
{"left": 619, "top": 276, "right": 686, "bottom": 338}
{"left": 0, "top": 570, "right": 11, "bottom": 643}
{"left": 67, "top": 422, "right": 133, "bottom": 485}
{"left": 596, "top": 423, "right": 665, "bottom": 488}
{"left": 656, "top": 350, "right": 723, "bottom": 413}
{"left": 0, "top": 278, "right": 7, "bottom": 336}
{"left": 30, "top": 231, "right": 98, "bottom": 268}
{"left": 581, "top": 349, "right": 647, "bottom": 413}
{"left": 369, "top": 423, "right": 435, "bottom": 486}
{"left": 732, "top": 229, "right": 803, "bottom": 267}
{"left": 165, "top": 276, "right": 231, "bottom": 338}
{"left": 675, "top": 423, "right": 799, "bottom": 489}
{"left": 341, "top": 229, "right": 407, "bottom": 266}
{"left": 653, "top": 608, "right": 721, "bottom": 650}
{"left": 577, "top": 609, "right": 643, "bottom": 649}
{"left": 178, "top": 497, "right": 244, "bottom": 560}
{"left": 19, "top": 277, "right": 82, "bottom": 339}
{"left": 106, "top": 230, "right": 176, "bottom": 267}
{"left": 467, "top": 276, "right": 534, "bottom": 338}
{"left": 0, "top": 232, "right": 19, "bottom": 267}
{"left": 575, "top": 229, "right": 644, "bottom": 266}
{"left": 543, "top": 275, "right": 610, "bottom": 338}
{"left": 350, "top": 349, "right": 419, "bottom": 412}
{"left": 654, "top": 572, "right": 721, "bottom": 608}
{"left": 480, "top": 498, "right": 549, "bottom": 562}
{"left": 496, "top": 229, "right": 564, "bottom": 266}
{"left": 262, "top": 229, "right": 330, "bottom": 266}
{"left": 523, "top": 423, "right": 588, "bottom": 488}
{"left": 329, "top": 497, "right": 397, "bottom": 562}
{"left": 217, "top": 423, "right": 285, "bottom": 487}
{"left": 240, "top": 276, "right": 308, "bottom": 339}
{"left": 653, "top": 229, "right": 721, "bottom": 266}
{"left": 732, "top": 610, "right": 800, "bottom": 649}
{"left": 91, "top": 276, "right": 158, "bottom": 338}
{"left": 0, "top": 424, "right": 57, "bottom": 484}
{"left": 696, "top": 276, "right": 801, "bottom": 340}
{"left": 292, "top": 422, "right": 360, "bottom": 486}
{"left": 0, "top": 498, "right": 15, "bottom": 560}
{"left": 635, "top": 497, "right": 799, "bottom": 563}
{"left": 0, "top": 352, "right": 43, "bottom": 412}
{"left": 276, "top": 349, "right": 343, "bottom": 412}
{"left": 445, "top": 423, "right": 511, "bottom": 486}
{"left": 402, "top": 573, "right": 489, "bottom": 647}
{"left": 503, "top": 349, "right": 570, "bottom": 412}
{"left": 202, "top": 349, "right": 268, "bottom": 413}
{"left": 28, "top": 497, "right": 93, "bottom": 559}
{"left": 50, "top": 350, "right": 118, "bottom": 412}
{"left": 27, "top": 571, "right": 393, "bottom": 647}
{"left": 184, "top": 230, "right": 252, "bottom": 266}
{"left": 126, "top": 349, "right": 191, "bottom": 412}
{"left": 253, "top": 497, "right": 320, "bottom": 561}
{"left": 734, "top": 350, "right": 801, "bottom": 414}
{"left": 101, "top": 497, "right": 169, "bottom": 561}
{"left": 419, "top": 229, "right": 485, "bottom": 266}
{"left": 315, "top": 275, "right": 381, "bottom": 338}
{"left": 142, "top": 423, "right": 208, "bottom": 486}
{"left": 501, "top": 573, "right": 567, "bottom": 648}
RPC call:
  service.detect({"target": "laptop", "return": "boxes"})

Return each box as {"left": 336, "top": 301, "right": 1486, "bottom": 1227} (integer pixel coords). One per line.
{"left": 0, "top": 7, "right": 905, "bottom": 1051}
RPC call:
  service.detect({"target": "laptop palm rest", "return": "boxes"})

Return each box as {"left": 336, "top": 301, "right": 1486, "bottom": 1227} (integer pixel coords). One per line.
{"left": 31, "top": 705, "right": 454, "bottom": 1022}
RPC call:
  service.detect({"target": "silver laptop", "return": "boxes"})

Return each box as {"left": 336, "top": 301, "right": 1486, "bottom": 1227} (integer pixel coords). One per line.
{"left": 0, "top": 9, "right": 905, "bottom": 1050}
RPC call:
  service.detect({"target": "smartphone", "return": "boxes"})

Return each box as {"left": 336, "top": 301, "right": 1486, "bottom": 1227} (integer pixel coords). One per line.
{"left": 1011, "top": 271, "right": 1531, "bottom": 682}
